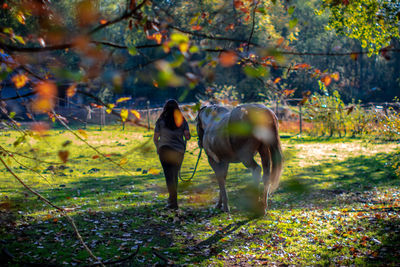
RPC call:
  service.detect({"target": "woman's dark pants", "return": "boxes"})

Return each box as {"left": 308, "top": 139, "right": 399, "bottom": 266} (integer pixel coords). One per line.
{"left": 159, "top": 146, "right": 184, "bottom": 208}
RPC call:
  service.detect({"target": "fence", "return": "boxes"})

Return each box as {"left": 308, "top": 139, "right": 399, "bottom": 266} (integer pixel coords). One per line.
{"left": 52, "top": 99, "right": 399, "bottom": 134}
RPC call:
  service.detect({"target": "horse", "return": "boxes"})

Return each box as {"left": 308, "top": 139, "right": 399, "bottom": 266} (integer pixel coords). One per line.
{"left": 196, "top": 103, "right": 283, "bottom": 212}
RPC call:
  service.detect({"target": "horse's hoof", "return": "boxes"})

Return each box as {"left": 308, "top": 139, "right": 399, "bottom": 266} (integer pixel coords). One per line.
{"left": 222, "top": 206, "right": 230, "bottom": 213}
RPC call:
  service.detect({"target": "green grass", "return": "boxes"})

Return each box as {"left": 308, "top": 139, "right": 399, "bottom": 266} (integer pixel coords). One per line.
{"left": 1, "top": 125, "right": 400, "bottom": 265}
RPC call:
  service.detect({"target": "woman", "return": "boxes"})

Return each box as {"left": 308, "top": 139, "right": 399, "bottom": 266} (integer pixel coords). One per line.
{"left": 154, "top": 99, "right": 190, "bottom": 209}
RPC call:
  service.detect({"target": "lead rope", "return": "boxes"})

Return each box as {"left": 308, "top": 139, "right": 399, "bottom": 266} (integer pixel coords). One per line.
{"left": 179, "top": 147, "right": 202, "bottom": 182}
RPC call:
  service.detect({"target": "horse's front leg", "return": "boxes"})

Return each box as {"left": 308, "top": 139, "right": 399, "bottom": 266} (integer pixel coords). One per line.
{"left": 208, "top": 157, "right": 229, "bottom": 212}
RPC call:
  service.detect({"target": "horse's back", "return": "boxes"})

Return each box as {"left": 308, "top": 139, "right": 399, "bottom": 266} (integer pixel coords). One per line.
{"left": 229, "top": 104, "right": 278, "bottom": 153}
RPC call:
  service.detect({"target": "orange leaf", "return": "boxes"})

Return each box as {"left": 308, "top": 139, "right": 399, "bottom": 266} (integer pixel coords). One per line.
{"left": 283, "top": 89, "right": 295, "bottom": 96}
{"left": 12, "top": 74, "right": 29, "bottom": 88}
{"left": 174, "top": 109, "right": 183, "bottom": 127}
{"left": 92, "top": 155, "right": 100, "bottom": 159}
{"left": 58, "top": 150, "right": 69, "bottom": 163}
{"left": 321, "top": 75, "right": 332, "bottom": 86}
{"left": 219, "top": 51, "right": 237, "bottom": 67}
{"left": 191, "top": 25, "right": 203, "bottom": 31}
{"left": 154, "top": 32, "right": 163, "bottom": 44}
{"left": 273, "top": 77, "right": 281, "bottom": 84}
{"left": 66, "top": 84, "right": 77, "bottom": 97}
{"left": 225, "top": 23, "right": 235, "bottom": 31}
{"left": 32, "top": 98, "right": 54, "bottom": 113}
{"left": 293, "top": 63, "right": 311, "bottom": 70}
{"left": 36, "top": 81, "right": 57, "bottom": 99}
{"left": 100, "top": 19, "right": 107, "bottom": 25}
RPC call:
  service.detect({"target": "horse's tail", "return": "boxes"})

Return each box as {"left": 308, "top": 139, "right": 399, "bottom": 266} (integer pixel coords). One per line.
{"left": 267, "top": 116, "right": 283, "bottom": 192}
{"left": 257, "top": 108, "right": 283, "bottom": 192}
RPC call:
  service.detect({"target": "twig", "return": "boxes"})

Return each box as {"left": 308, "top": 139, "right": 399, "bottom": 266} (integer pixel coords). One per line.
{"left": 0, "top": 156, "right": 104, "bottom": 266}
{"left": 0, "top": 145, "right": 54, "bottom": 186}
{"left": 247, "top": 0, "right": 260, "bottom": 52}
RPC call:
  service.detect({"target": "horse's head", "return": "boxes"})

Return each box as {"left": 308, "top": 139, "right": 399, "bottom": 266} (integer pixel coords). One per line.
{"left": 196, "top": 105, "right": 231, "bottom": 148}
{"left": 196, "top": 106, "right": 208, "bottom": 148}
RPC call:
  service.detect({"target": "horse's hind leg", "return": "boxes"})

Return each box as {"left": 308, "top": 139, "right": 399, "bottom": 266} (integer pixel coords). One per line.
{"left": 208, "top": 157, "right": 229, "bottom": 212}
{"left": 258, "top": 144, "right": 271, "bottom": 205}
{"left": 242, "top": 157, "right": 262, "bottom": 188}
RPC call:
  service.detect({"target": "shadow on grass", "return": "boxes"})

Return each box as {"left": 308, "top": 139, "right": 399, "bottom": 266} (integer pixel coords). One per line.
{"left": 2, "top": 149, "right": 399, "bottom": 265}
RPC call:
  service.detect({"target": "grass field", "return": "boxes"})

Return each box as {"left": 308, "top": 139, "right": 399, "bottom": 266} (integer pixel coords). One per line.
{"left": 1, "top": 125, "right": 400, "bottom": 266}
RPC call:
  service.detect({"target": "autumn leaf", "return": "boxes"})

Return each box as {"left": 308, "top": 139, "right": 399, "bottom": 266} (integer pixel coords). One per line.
{"left": 274, "top": 77, "right": 281, "bottom": 84}
{"left": 321, "top": 75, "right": 332, "bottom": 86}
{"left": 120, "top": 109, "right": 129, "bottom": 122}
{"left": 131, "top": 109, "right": 141, "bottom": 120}
{"left": 92, "top": 155, "right": 100, "bottom": 159}
{"left": 225, "top": 23, "right": 235, "bottom": 31}
{"left": 331, "top": 72, "right": 340, "bottom": 81}
{"left": 16, "top": 12, "right": 26, "bottom": 24}
{"left": 58, "top": 150, "right": 69, "bottom": 163}
{"left": 219, "top": 51, "right": 237, "bottom": 67}
{"left": 293, "top": 63, "right": 311, "bottom": 70}
{"left": 191, "top": 25, "right": 202, "bottom": 31}
{"left": 148, "top": 168, "right": 160, "bottom": 175}
{"left": 178, "top": 43, "right": 189, "bottom": 53}
{"left": 283, "top": 89, "right": 295, "bottom": 96}
{"left": 174, "top": 109, "right": 183, "bottom": 127}
{"left": 77, "top": 129, "right": 88, "bottom": 139}
{"left": 12, "top": 74, "right": 28, "bottom": 89}
{"left": 36, "top": 81, "right": 57, "bottom": 99}
{"left": 116, "top": 97, "right": 131, "bottom": 103}
{"left": 154, "top": 32, "right": 163, "bottom": 44}
{"left": 99, "top": 19, "right": 107, "bottom": 25}
{"left": 106, "top": 104, "right": 115, "bottom": 114}
{"left": 66, "top": 84, "right": 77, "bottom": 97}
{"left": 32, "top": 81, "right": 57, "bottom": 113}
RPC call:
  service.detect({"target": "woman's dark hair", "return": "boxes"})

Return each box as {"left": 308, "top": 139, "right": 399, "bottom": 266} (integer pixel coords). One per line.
{"left": 158, "top": 99, "right": 186, "bottom": 130}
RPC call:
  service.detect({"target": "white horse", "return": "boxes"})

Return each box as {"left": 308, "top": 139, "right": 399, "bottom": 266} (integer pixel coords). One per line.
{"left": 196, "top": 104, "right": 283, "bottom": 212}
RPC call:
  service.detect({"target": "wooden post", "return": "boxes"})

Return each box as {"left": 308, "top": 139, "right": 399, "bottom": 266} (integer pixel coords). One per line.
{"left": 147, "top": 100, "right": 150, "bottom": 131}
{"left": 99, "top": 108, "right": 102, "bottom": 131}
{"left": 299, "top": 104, "right": 303, "bottom": 135}
{"left": 101, "top": 108, "right": 105, "bottom": 131}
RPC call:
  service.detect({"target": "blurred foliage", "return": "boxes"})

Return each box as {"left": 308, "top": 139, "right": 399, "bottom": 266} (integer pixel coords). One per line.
{"left": 319, "top": 0, "right": 400, "bottom": 54}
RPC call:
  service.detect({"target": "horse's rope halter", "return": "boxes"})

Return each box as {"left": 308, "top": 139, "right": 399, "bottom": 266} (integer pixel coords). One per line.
{"left": 178, "top": 107, "right": 206, "bottom": 182}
